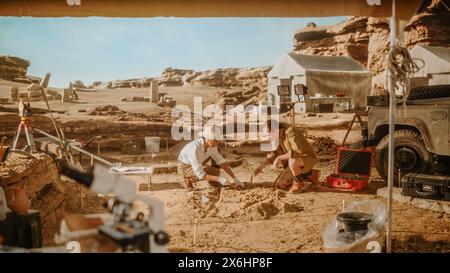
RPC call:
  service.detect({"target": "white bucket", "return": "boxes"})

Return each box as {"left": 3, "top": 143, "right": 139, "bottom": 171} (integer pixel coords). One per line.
{"left": 145, "top": 137, "right": 160, "bottom": 153}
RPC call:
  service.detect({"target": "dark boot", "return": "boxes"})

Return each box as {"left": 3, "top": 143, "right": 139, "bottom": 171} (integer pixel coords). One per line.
{"left": 289, "top": 176, "right": 305, "bottom": 193}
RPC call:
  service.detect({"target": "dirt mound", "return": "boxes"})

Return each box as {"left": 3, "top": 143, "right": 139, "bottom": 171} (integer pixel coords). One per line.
{"left": 88, "top": 105, "right": 125, "bottom": 115}
{"left": 294, "top": 3, "right": 449, "bottom": 93}
{"left": 393, "top": 234, "right": 450, "bottom": 253}
{"left": 311, "top": 136, "right": 337, "bottom": 157}
{"left": 86, "top": 105, "right": 175, "bottom": 123}
{"left": 216, "top": 85, "right": 266, "bottom": 109}
{"left": 185, "top": 186, "right": 304, "bottom": 221}
{"left": 115, "top": 112, "right": 175, "bottom": 123}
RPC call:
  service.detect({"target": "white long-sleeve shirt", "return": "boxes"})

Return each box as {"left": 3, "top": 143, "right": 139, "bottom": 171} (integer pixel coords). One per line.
{"left": 178, "top": 138, "right": 226, "bottom": 179}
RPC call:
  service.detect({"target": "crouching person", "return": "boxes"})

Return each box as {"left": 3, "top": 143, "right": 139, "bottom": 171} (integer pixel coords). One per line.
{"left": 177, "top": 126, "right": 244, "bottom": 191}
{"left": 254, "top": 120, "right": 317, "bottom": 193}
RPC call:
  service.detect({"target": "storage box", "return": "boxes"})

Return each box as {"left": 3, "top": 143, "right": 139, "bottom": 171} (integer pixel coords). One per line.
{"left": 326, "top": 147, "right": 372, "bottom": 191}
{"left": 401, "top": 173, "right": 450, "bottom": 201}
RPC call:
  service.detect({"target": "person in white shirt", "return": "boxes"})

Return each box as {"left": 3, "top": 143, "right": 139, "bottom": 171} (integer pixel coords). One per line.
{"left": 177, "top": 126, "right": 244, "bottom": 191}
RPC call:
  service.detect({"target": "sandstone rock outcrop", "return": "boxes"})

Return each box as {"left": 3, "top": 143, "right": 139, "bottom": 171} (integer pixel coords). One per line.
{"left": 293, "top": 0, "right": 449, "bottom": 93}
{"left": 404, "top": 0, "right": 450, "bottom": 48}
{"left": 367, "top": 17, "right": 390, "bottom": 93}
{"left": 293, "top": 16, "right": 369, "bottom": 66}
{"left": 218, "top": 86, "right": 265, "bottom": 110}
{"left": 90, "top": 77, "right": 154, "bottom": 89}
{"left": 71, "top": 80, "right": 86, "bottom": 89}
{"left": 0, "top": 152, "right": 105, "bottom": 245}
{"left": 0, "top": 55, "right": 30, "bottom": 81}
{"left": 159, "top": 68, "right": 195, "bottom": 87}
{"left": 159, "top": 66, "right": 271, "bottom": 90}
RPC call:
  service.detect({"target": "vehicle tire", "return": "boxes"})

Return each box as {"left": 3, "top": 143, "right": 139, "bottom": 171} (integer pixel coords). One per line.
{"left": 375, "top": 130, "right": 430, "bottom": 186}
{"left": 408, "top": 84, "right": 450, "bottom": 100}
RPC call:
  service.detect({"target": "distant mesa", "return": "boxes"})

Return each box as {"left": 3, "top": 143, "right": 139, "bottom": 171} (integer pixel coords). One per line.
{"left": 159, "top": 66, "right": 271, "bottom": 90}
{"left": 87, "top": 77, "right": 154, "bottom": 89}
{"left": 0, "top": 55, "right": 40, "bottom": 84}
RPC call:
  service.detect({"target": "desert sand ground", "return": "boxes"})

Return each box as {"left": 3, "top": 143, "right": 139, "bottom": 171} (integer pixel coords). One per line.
{"left": 1, "top": 83, "right": 449, "bottom": 253}
{"left": 140, "top": 166, "right": 449, "bottom": 253}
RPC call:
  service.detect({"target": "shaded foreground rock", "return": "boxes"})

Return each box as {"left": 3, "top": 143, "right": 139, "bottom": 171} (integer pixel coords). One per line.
{"left": 0, "top": 152, "right": 105, "bottom": 245}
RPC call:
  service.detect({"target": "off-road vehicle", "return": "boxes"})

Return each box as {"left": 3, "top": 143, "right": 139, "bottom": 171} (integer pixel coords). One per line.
{"left": 363, "top": 85, "right": 450, "bottom": 184}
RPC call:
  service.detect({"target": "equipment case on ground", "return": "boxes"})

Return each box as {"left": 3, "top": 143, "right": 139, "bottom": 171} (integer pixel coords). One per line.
{"left": 401, "top": 173, "right": 450, "bottom": 201}
{"left": 326, "top": 147, "right": 373, "bottom": 191}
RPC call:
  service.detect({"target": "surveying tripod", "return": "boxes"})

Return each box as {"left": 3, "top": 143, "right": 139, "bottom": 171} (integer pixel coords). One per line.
{"left": 12, "top": 101, "right": 36, "bottom": 152}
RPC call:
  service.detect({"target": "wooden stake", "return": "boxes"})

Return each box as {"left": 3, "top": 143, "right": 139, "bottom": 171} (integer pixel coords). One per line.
{"left": 250, "top": 175, "right": 254, "bottom": 184}
{"left": 342, "top": 200, "right": 346, "bottom": 212}
{"left": 97, "top": 143, "right": 100, "bottom": 155}
{"left": 398, "top": 169, "right": 401, "bottom": 188}
{"left": 193, "top": 218, "right": 198, "bottom": 245}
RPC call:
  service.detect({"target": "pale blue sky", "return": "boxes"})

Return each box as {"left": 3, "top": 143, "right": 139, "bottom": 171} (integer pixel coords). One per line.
{"left": 0, "top": 17, "right": 346, "bottom": 87}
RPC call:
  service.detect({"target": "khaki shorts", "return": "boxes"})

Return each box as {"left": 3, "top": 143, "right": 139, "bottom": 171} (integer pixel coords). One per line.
{"left": 299, "top": 155, "right": 317, "bottom": 174}
{"left": 274, "top": 155, "right": 317, "bottom": 186}
{"left": 177, "top": 162, "right": 220, "bottom": 184}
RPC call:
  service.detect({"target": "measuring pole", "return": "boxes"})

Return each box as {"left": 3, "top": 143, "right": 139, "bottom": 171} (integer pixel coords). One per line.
{"left": 386, "top": 0, "right": 396, "bottom": 253}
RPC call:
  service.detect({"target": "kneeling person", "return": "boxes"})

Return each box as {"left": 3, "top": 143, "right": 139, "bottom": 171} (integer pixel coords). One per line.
{"left": 254, "top": 120, "right": 317, "bottom": 193}
{"left": 177, "top": 126, "right": 243, "bottom": 191}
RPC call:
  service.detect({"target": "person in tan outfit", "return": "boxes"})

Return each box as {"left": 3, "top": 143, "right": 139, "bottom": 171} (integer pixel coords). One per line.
{"left": 254, "top": 120, "right": 317, "bottom": 193}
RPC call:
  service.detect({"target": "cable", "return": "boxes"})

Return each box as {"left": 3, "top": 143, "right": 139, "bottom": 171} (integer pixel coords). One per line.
{"left": 388, "top": 45, "right": 424, "bottom": 107}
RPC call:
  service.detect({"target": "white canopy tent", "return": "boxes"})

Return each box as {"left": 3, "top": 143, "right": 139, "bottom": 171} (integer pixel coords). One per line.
{"left": 267, "top": 52, "right": 372, "bottom": 111}
{"left": 410, "top": 44, "right": 450, "bottom": 85}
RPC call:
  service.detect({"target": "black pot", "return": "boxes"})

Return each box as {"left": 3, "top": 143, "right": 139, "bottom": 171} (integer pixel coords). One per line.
{"left": 336, "top": 212, "right": 373, "bottom": 232}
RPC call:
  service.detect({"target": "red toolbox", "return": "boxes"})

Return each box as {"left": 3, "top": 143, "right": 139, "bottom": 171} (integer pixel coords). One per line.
{"left": 326, "top": 147, "right": 373, "bottom": 191}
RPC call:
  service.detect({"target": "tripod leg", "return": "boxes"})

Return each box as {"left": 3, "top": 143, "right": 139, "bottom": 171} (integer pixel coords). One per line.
{"left": 24, "top": 126, "right": 31, "bottom": 145}
{"left": 356, "top": 115, "right": 364, "bottom": 129}
{"left": 341, "top": 114, "right": 357, "bottom": 146}
{"left": 12, "top": 125, "right": 22, "bottom": 149}
{"left": 26, "top": 126, "right": 36, "bottom": 152}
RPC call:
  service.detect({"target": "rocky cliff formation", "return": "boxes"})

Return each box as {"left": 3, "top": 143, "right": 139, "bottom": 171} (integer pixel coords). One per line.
{"left": 0, "top": 55, "right": 30, "bottom": 81}
{"left": 293, "top": 0, "right": 449, "bottom": 93}
{"left": 405, "top": 0, "right": 450, "bottom": 48}
{"left": 159, "top": 66, "right": 271, "bottom": 90}
{"left": 90, "top": 77, "right": 154, "bottom": 89}
{"left": 159, "top": 68, "right": 195, "bottom": 86}
{"left": 88, "top": 66, "right": 271, "bottom": 91}
{"left": 293, "top": 16, "right": 369, "bottom": 66}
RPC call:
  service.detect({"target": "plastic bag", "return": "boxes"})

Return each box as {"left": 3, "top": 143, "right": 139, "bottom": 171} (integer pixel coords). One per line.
{"left": 323, "top": 200, "right": 386, "bottom": 251}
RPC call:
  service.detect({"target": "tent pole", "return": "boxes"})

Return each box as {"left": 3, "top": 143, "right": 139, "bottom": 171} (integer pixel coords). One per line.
{"left": 387, "top": 0, "right": 396, "bottom": 253}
